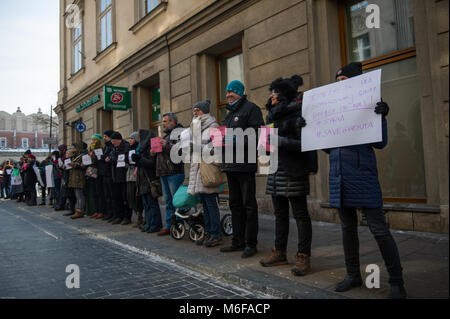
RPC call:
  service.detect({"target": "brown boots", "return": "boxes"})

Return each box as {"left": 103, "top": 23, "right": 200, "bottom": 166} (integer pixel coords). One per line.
{"left": 291, "top": 253, "right": 311, "bottom": 276}
{"left": 260, "top": 249, "right": 311, "bottom": 276}
{"left": 260, "top": 248, "right": 288, "bottom": 267}
{"left": 71, "top": 210, "right": 84, "bottom": 219}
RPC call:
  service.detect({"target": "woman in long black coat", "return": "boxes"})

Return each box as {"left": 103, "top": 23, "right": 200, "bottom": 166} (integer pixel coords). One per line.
{"left": 260, "top": 77, "right": 317, "bottom": 276}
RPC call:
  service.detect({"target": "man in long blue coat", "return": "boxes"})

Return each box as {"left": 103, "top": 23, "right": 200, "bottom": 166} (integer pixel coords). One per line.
{"left": 299, "top": 62, "right": 406, "bottom": 299}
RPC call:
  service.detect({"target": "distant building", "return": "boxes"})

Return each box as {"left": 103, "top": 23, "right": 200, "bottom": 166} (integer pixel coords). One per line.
{"left": 0, "top": 107, "right": 58, "bottom": 150}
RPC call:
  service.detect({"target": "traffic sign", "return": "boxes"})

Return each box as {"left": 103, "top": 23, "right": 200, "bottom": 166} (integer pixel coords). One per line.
{"left": 75, "top": 122, "right": 86, "bottom": 133}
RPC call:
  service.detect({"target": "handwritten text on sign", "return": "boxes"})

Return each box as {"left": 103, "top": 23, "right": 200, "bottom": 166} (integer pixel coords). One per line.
{"left": 301, "top": 70, "right": 382, "bottom": 152}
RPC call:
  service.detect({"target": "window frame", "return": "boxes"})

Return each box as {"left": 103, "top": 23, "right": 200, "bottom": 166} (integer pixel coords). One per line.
{"left": 338, "top": 0, "right": 424, "bottom": 204}
{"left": 0, "top": 137, "right": 7, "bottom": 148}
{"left": 97, "top": 0, "right": 115, "bottom": 53}
{"left": 338, "top": 1, "right": 417, "bottom": 70}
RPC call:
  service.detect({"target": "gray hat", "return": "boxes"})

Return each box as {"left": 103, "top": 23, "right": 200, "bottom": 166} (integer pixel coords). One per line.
{"left": 193, "top": 99, "right": 211, "bottom": 114}
{"left": 129, "top": 131, "right": 139, "bottom": 142}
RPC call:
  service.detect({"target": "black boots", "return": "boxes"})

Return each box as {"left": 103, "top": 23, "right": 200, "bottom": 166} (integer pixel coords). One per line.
{"left": 389, "top": 284, "right": 407, "bottom": 299}
{"left": 335, "top": 274, "right": 363, "bottom": 292}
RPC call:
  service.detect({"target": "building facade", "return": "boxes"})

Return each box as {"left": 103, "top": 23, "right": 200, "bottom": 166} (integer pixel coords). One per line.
{"left": 56, "top": 0, "right": 449, "bottom": 233}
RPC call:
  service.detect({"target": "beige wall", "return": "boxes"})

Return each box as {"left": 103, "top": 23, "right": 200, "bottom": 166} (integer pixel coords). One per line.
{"left": 56, "top": 0, "right": 449, "bottom": 233}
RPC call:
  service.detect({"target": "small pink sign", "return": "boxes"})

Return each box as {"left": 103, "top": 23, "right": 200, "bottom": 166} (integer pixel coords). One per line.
{"left": 151, "top": 137, "right": 163, "bottom": 153}
{"left": 210, "top": 126, "right": 227, "bottom": 147}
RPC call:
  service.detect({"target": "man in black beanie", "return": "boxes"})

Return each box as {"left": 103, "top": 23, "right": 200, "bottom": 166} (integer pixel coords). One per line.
{"left": 101, "top": 130, "right": 115, "bottom": 221}
{"left": 110, "top": 131, "right": 132, "bottom": 225}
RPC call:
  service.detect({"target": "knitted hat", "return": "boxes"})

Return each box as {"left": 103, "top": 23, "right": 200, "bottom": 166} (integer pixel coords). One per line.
{"left": 290, "top": 75, "right": 304, "bottom": 88}
{"left": 110, "top": 131, "right": 122, "bottom": 140}
{"left": 103, "top": 130, "right": 114, "bottom": 137}
{"left": 91, "top": 134, "right": 102, "bottom": 142}
{"left": 128, "top": 131, "right": 139, "bottom": 142}
{"left": 336, "top": 62, "right": 363, "bottom": 79}
{"left": 226, "top": 80, "right": 245, "bottom": 97}
{"left": 193, "top": 99, "right": 211, "bottom": 114}
{"left": 269, "top": 78, "right": 298, "bottom": 103}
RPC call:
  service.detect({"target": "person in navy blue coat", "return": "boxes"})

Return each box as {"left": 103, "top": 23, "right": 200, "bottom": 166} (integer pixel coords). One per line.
{"left": 298, "top": 62, "right": 406, "bottom": 299}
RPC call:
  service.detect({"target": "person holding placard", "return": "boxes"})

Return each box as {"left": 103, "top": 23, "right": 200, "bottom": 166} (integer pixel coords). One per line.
{"left": 86, "top": 134, "right": 104, "bottom": 219}
{"left": 68, "top": 143, "right": 86, "bottom": 219}
{"left": 299, "top": 62, "right": 405, "bottom": 299}
{"left": 100, "top": 130, "right": 115, "bottom": 222}
{"left": 260, "top": 77, "right": 317, "bottom": 276}
{"left": 153, "top": 112, "right": 185, "bottom": 236}
{"left": 125, "top": 132, "right": 144, "bottom": 229}
{"left": 219, "top": 80, "right": 264, "bottom": 259}
{"left": 110, "top": 132, "right": 132, "bottom": 225}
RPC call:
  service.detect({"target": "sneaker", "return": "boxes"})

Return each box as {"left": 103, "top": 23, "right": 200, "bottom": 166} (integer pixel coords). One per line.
{"left": 196, "top": 233, "right": 210, "bottom": 246}
{"left": 157, "top": 228, "right": 170, "bottom": 236}
{"left": 260, "top": 248, "right": 288, "bottom": 267}
{"left": 220, "top": 245, "right": 245, "bottom": 253}
{"left": 241, "top": 247, "right": 257, "bottom": 258}
{"left": 204, "top": 237, "right": 223, "bottom": 248}
{"left": 291, "top": 253, "right": 311, "bottom": 276}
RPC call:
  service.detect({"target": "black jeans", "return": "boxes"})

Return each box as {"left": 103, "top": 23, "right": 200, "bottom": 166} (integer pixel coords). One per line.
{"left": 338, "top": 207, "right": 404, "bottom": 285}
{"left": 272, "top": 195, "right": 312, "bottom": 256}
{"left": 95, "top": 176, "right": 105, "bottom": 215}
{"left": 102, "top": 176, "right": 114, "bottom": 218}
{"left": 226, "top": 172, "right": 258, "bottom": 248}
{"left": 112, "top": 182, "right": 132, "bottom": 221}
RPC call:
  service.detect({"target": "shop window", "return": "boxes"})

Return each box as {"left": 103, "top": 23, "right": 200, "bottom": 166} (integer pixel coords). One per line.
{"left": 339, "top": 0, "right": 425, "bottom": 203}
{"left": 216, "top": 50, "right": 244, "bottom": 124}
{"left": 149, "top": 86, "right": 162, "bottom": 137}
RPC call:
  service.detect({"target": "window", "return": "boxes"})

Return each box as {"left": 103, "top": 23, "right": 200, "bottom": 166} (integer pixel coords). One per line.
{"left": 149, "top": 86, "right": 162, "bottom": 136}
{"left": 0, "top": 137, "right": 6, "bottom": 148}
{"left": 22, "top": 119, "right": 28, "bottom": 132}
{"left": 98, "top": 0, "right": 113, "bottom": 52}
{"left": 216, "top": 50, "right": 244, "bottom": 124}
{"left": 72, "top": 22, "right": 83, "bottom": 73}
{"left": 22, "top": 138, "right": 29, "bottom": 149}
{"left": 140, "top": 0, "right": 160, "bottom": 18}
{"left": 339, "top": 0, "right": 425, "bottom": 203}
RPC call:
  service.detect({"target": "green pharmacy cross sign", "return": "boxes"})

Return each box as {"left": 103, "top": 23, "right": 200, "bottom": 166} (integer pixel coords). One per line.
{"left": 103, "top": 85, "right": 131, "bottom": 111}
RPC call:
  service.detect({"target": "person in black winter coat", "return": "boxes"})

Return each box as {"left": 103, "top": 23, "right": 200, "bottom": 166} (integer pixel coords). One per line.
{"left": 101, "top": 130, "right": 115, "bottom": 221}
{"left": 259, "top": 77, "right": 318, "bottom": 277}
{"left": 132, "top": 129, "right": 163, "bottom": 233}
{"left": 219, "top": 80, "right": 265, "bottom": 258}
{"left": 109, "top": 131, "right": 132, "bottom": 225}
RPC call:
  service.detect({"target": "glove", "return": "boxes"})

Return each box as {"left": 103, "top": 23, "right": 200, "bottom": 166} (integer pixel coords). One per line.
{"left": 375, "top": 99, "right": 389, "bottom": 117}
{"left": 296, "top": 116, "right": 306, "bottom": 128}
{"left": 131, "top": 153, "right": 140, "bottom": 163}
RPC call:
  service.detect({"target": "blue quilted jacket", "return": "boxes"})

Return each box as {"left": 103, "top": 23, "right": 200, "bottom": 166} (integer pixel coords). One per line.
{"left": 325, "top": 117, "right": 387, "bottom": 208}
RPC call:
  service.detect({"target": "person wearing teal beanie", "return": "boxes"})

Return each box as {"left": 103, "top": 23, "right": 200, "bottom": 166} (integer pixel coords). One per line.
{"left": 225, "top": 80, "right": 245, "bottom": 97}
{"left": 91, "top": 134, "right": 102, "bottom": 142}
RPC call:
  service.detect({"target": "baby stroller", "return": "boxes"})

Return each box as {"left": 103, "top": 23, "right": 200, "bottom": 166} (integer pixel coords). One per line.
{"left": 170, "top": 185, "right": 232, "bottom": 242}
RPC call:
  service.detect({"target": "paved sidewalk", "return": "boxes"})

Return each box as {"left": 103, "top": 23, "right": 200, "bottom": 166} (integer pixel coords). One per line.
{"left": 2, "top": 198, "right": 448, "bottom": 299}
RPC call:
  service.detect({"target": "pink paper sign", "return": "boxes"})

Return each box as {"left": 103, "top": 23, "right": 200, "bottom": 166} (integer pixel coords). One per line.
{"left": 151, "top": 137, "right": 163, "bottom": 153}
{"left": 210, "top": 126, "right": 227, "bottom": 147}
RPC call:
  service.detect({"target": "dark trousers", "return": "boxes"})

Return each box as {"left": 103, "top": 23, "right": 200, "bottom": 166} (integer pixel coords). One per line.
{"left": 272, "top": 195, "right": 312, "bottom": 255}
{"left": 112, "top": 182, "right": 131, "bottom": 221}
{"left": 338, "top": 207, "right": 404, "bottom": 285}
{"left": 102, "top": 176, "right": 114, "bottom": 218}
{"left": 95, "top": 176, "right": 105, "bottom": 215}
{"left": 226, "top": 172, "right": 258, "bottom": 248}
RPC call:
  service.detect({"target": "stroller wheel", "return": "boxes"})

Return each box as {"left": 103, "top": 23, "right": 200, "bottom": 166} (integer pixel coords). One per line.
{"left": 221, "top": 213, "right": 233, "bottom": 236}
{"left": 188, "top": 224, "right": 205, "bottom": 242}
{"left": 170, "top": 223, "right": 185, "bottom": 240}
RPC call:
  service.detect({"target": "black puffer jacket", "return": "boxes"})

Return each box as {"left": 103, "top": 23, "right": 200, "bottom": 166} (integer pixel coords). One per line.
{"left": 221, "top": 96, "right": 265, "bottom": 173}
{"left": 265, "top": 101, "right": 318, "bottom": 197}
{"left": 135, "top": 129, "right": 159, "bottom": 196}
{"left": 111, "top": 140, "right": 130, "bottom": 183}
{"left": 99, "top": 141, "right": 114, "bottom": 177}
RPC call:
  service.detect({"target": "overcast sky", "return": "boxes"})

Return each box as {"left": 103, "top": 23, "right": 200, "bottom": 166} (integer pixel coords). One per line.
{"left": 0, "top": 1, "right": 59, "bottom": 116}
